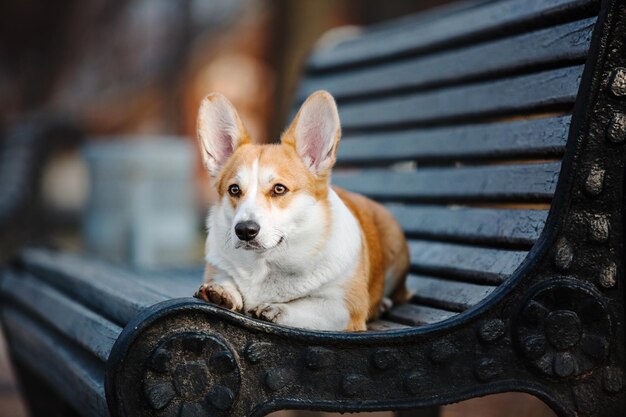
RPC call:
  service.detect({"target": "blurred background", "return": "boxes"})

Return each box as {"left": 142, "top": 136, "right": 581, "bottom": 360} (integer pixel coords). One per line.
{"left": 0, "top": 0, "right": 459, "bottom": 267}
{"left": 0, "top": 0, "right": 556, "bottom": 416}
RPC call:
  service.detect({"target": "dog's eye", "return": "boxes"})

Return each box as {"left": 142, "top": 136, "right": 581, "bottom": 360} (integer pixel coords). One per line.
{"left": 228, "top": 184, "right": 241, "bottom": 197}
{"left": 272, "top": 183, "right": 288, "bottom": 196}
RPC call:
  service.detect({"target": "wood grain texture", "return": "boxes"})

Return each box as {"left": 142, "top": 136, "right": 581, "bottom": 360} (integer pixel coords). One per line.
{"left": 366, "top": 320, "right": 411, "bottom": 331}
{"left": 386, "top": 303, "right": 457, "bottom": 326}
{"left": 336, "top": 115, "right": 571, "bottom": 165}
{"left": 386, "top": 205, "right": 548, "bottom": 247}
{"left": 19, "top": 249, "right": 169, "bottom": 326}
{"left": 337, "top": 65, "right": 584, "bottom": 129}
{"left": 332, "top": 162, "right": 561, "bottom": 203}
{"left": 2, "top": 307, "right": 108, "bottom": 417}
{"left": 1, "top": 270, "right": 121, "bottom": 362}
{"left": 300, "top": 18, "right": 595, "bottom": 100}
{"left": 308, "top": 0, "right": 597, "bottom": 70}
{"left": 408, "top": 241, "right": 528, "bottom": 285}
{"left": 132, "top": 267, "right": 203, "bottom": 299}
{"left": 406, "top": 274, "right": 496, "bottom": 312}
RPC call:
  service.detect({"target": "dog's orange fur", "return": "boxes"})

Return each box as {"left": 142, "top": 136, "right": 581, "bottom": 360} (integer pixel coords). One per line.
{"left": 215, "top": 143, "right": 334, "bottom": 249}
{"left": 211, "top": 141, "right": 408, "bottom": 331}
{"left": 337, "top": 188, "right": 410, "bottom": 330}
{"left": 217, "top": 144, "right": 329, "bottom": 202}
{"left": 198, "top": 91, "right": 409, "bottom": 331}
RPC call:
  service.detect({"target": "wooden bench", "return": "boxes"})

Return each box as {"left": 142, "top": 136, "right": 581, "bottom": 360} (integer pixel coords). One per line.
{"left": 1, "top": 0, "right": 625, "bottom": 415}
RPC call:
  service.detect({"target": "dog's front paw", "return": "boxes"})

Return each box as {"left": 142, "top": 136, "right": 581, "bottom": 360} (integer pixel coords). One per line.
{"left": 248, "top": 303, "right": 285, "bottom": 323}
{"left": 194, "top": 283, "right": 242, "bottom": 312}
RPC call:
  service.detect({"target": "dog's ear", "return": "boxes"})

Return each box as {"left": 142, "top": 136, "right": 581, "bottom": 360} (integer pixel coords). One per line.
{"left": 283, "top": 90, "right": 341, "bottom": 177}
{"left": 197, "top": 93, "right": 250, "bottom": 177}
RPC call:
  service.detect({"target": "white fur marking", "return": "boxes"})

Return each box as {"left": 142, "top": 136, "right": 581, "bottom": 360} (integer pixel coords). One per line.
{"left": 234, "top": 159, "right": 259, "bottom": 224}
{"left": 205, "top": 182, "right": 361, "bottom": 330}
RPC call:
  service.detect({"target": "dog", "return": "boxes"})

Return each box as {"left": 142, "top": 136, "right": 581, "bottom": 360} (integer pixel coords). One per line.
{"left": 193, "top": 90, "right": 409, "bottom": 331}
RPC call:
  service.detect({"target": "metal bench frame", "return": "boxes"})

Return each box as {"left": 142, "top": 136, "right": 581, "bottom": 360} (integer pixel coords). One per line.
{"left": 110, "top": 1, "right": 626, "bottom": 414}
{"left": 1, "top": 0, "right": 625, "bottom": 416}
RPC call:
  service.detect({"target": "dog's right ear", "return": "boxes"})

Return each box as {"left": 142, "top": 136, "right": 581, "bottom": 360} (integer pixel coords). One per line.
{"left": 197, "top": 93, "right": 250, "bottom": 177}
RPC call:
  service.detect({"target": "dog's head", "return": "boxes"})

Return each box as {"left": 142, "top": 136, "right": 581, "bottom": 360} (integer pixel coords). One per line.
{"left": 197, "top": 91, "right": 341, "bottom": 254}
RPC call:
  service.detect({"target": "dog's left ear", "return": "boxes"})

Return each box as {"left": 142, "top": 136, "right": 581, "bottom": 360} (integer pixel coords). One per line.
{"left": 283, "top": 90, "right": 341, "bottom": 177}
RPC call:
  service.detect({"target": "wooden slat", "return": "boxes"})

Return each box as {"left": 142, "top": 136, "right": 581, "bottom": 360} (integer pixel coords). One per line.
{"left": 19, "top": 249, "right": 169, "bottom": 325}
{"left": 2, "top": 307, "right": 109, "bottom": 417}
{"left": 408, "top": 240, "right": 528, "bottom": 285}
{"left": 367, "top": 320, "right": 411, "bottom": 331}
{"left": 386, "top": 205, "right": 548, "bottom": 247}
{"left": 386, "top": 303, "right": 457, "bottom": 326}
{"left": 406, "top": 274, "right": 496, "bottom": 313}
{"left": 300, "top": 18, "right": 595, "bottom": 100}
{"left": 359, "top": 0, "right": 491, "bottom": 36}
{"left": 1, "top": 270, "right": 122, "bottom": 362}
{"left": 336, "top": 115, "right": 571, "bottom": 165}
{"left": 134, "top": 267, "right": 203, "bottom": 299}
{"left": 337, "top": 65, "right": 584, "bottom": 130}
{"left": 332, "top": 162, "right": 561, "bottom": 203}
{"left": 308, "top": 0, "right": 597, "bottom": 70}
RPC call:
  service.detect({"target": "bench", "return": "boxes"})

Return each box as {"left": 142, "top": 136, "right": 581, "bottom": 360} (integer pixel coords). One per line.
{"left": 1, "top": 0, "right": 625, "bottom": 415}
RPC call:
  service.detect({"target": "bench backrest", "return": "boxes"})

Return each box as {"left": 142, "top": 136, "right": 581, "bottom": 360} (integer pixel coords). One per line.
{"left": 293, "top": 0, "right": 602, "bottom": 326}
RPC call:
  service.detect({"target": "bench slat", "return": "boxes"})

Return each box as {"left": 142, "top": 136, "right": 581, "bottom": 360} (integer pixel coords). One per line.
{"left": 387, "top": 205, "right": 548, "bottom": 247}
{"left": 337, "top": 115, "right": 570, "bottom": 165}
{"left": 301, "top": 18, "right": 594, "bottom": 100}
{"left": 408, "top": 240, "right": 528, "bottom": 285}
{"left": 337, "top": 65, "right": 583, "bottom": 130}
{"left": 333, "top": 162, "right": 561, "bottom": 203}
{"left": 386, "top": 303, "right": 457, "bottom": 326}
{"left": 134, "top": 268, "right": 203, "bottom": 299}
{"left": 406, "top": 274, "right": 496, "bottom": 312}
{"left": 366, "top": 319, "right": 411, "bottom": 331}
{"left": 19, "top": 249, "right": 169, "bottom": 325}
{"left": 3, "top": 307, "right": 109, "bottom": 417}
{"left": 1, "top": 270, "right": 122, "bottom": 362}
{"left": 308, "top": 0, "right": 597, "bottom": 70}
{"left": 357, "top": 0, "right": 490, "bottom": 36}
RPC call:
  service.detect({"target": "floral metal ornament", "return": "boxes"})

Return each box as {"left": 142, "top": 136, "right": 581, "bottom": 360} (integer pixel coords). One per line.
{"left": 515, "top": 279, "right": 612, "bottom": 378}
{"left": 143, "top": 332, "right": 240, "bottom": 417}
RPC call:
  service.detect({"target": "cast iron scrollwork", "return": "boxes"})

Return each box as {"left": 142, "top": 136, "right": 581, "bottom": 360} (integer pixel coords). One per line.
{"left": 142, "top": 332, "right": 240, "bottom": 417}
{"left": 514, "top": 279, "right": 612, "bottom": 379}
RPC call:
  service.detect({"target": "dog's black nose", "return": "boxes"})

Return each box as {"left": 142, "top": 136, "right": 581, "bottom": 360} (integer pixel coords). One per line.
{"left": 235, "top": 221, "right": 260, "bottom": 241}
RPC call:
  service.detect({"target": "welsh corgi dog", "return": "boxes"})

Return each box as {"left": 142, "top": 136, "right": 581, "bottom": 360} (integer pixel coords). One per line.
{"left": 194, "top": 90, "right": 409, "bottom": 331}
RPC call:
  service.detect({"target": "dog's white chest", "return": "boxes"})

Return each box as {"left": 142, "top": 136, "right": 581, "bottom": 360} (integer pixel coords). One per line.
{"left": 206, "top": 188, "right": 362, "bottom": 311}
